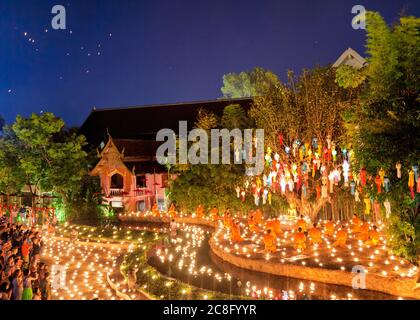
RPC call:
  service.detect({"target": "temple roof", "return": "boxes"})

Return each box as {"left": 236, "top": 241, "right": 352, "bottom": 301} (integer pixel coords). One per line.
{"left": 332, "top": 48, "right": 367, "bottom": 69}
{"left": 79, "top": 97, "right": 253, "bottom": 146}
{"left": 112, "top": 138, "right": 160, "bottom": 159}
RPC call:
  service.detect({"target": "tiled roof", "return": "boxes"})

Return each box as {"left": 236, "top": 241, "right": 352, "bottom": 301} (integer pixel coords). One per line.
{"left": 79, "top": 98, "right": 253, "bottom": 146}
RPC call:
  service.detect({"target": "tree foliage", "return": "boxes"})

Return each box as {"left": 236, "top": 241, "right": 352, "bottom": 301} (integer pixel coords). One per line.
{"left": 0, "top": 112, "right": 92, "bottom": 221}
{"left": 170, "top": 104, "right": 255, "bottom": 213}
{"left": 340, "top": 12, "right": 420, "bottom": 262}
{"left": 221, "top": 67, "right": 281, "bottom": 98}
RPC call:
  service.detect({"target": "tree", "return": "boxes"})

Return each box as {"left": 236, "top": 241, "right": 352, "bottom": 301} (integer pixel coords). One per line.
{"left": 221, "top": 67, "right": 281, "bottom": 98}
{"left": 249, "top": 67, "right": 355, "bottom": 219}
{"left": 338, "top": 12, "right": 419, "bottom": 262}
{"left": 169, "top": 104, "right": 256, "bottom": 213}
{"left": 0, "top": 112, "right": 89, "bottom": 220}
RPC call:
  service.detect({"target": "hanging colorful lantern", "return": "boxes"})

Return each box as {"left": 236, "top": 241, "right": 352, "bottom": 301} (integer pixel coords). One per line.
{"left": 384, "top": 177, "right": 390, "bottom": 192}
{"left": 240, "top": 190, "right": 246, "bottom": 202}
{"left": 355, "top": 188, "right": 360, "bottom": 202}
{"left": 413, "top": 165, "right": 419, "bottom": 181}
{"left": 375, "top": 175, "right": 382, "bottom": 194}
{"left": 396, "top": 162, "right": 402, "bottom": 179}
{"left": 332, "top": 147, "right": 337, "bottom": 162}
{"left": 254, "top": 193, "right": 260, "bottom": 206}
{"left": 408, "top": 169, "right": 415, "bottom": 199}
{"left": 379, "top": 168, "right": 385, "bottom": 186}
{"left": 342, "top": 160, "right": 350, "bottom": 184}
{"left": 417, "top": 176, "right": 420, "bottom": 194}
{"left": 280, "top": 175, "right": 286, "bottom": 194}
{"left": 364, "top": 197, "right": 371, "bottom": 215}
{"left": 384, "top": 199, "right": 391, "bottom": 219}
{"left": 360, "top": 168, "right": 367, "bottom": 186}
{"left": 236, "top": 186, "right": 241, "bottom": 198}
{"left": 301, "top": 161, "right": 308, "bottom": 173}
{"left": 263, "top": 189, "right": 268, "bottom": 205}
{"left": 350, "top": 181, "right": 355, "bottom": 195}
{"left": 373, "top": 200, "right": 380, "bottom": 218}
{"left": 278, "top": 133, "right": 284, "bottom": 146}
{"left": 312, "top": 137, "right": 318, "bottom": 149}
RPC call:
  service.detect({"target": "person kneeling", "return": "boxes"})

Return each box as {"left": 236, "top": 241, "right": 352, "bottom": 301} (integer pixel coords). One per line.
{"left": 308, "top": 223, "right": 322, "bottom": 245}
{"left": 263, "top": 229, "right": 276, "bottom": 253}
{"left": 333, "top": 226, "right": 348, "bottom": 248}
{"left": 294, "top": 227, "right": 307, "bottom": 251}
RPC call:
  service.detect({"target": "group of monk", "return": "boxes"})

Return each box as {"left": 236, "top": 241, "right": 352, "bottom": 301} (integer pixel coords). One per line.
{"left": 349, "top": 214, "right": 381, "bottom": 246}
{"left": 162, "top": 203, "right": 381, "bottom": 254}
{"left": 293, "top": 214, "right": 381, "bottom": 251}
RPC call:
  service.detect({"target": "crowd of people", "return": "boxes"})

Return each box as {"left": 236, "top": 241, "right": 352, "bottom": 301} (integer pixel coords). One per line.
{"left": 0, "top": 216, "right": 51, "bottom": 300}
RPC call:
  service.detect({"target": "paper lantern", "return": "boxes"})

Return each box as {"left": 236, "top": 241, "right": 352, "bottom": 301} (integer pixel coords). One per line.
{"left": 384, "top": 199, "right": 391, "bottom": 218}
{"left": 396, "top": 162, "right": 402, "bottom": 179}
{"left": 360, "top": 168, "right": 367, "bottom": 186}
{"left": 384, "top": 177, "right": 390, "bottom": 192}
{"left": 408, "top": 169, "right": 415, "bottom": 199}
{"left": 236, "top": 186, "right": 241, "bottom": 198}
{"left": 375, "top": 175, "right": 382, "bottom": 194}
{"left": 364, "top": 197, "right": 371, "bottom": 214}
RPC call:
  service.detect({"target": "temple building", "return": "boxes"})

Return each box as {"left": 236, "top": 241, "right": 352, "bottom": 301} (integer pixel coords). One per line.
{"left": 79, "top": 98, "right": 253, "bottom": 212}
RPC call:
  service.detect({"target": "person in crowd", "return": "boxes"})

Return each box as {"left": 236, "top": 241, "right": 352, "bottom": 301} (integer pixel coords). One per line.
{"left": 0, "top": 216, "right": 51, "bottom": 300}
{"left": 12, "top": 269, "right": 23, "bottom": 300}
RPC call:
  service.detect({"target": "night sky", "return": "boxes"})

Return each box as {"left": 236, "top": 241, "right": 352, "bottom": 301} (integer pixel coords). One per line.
{"left": 1, "top": 0, "right": 419, "bottom": 127}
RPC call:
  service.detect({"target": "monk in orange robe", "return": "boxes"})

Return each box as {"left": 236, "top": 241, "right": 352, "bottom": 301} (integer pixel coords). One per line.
{"left": 254, "top": 209, "right": 263, "bottom": 225}
{"left": 294, "top": 227, "right": 307, "bottom": 250}
{"left": 196, "top": 204, "right": 205, "bottom": 219}
{"left": 324, "top": 219, "right": 335, "bottom": 237}
{"left": 210, "top": 206, "right": 219, "bottom": 221}
{"left": 333, "top": 226, "right": 348, "bottom": 247}
{"left": 248, "top": 211, "right": 261, "bottom": 234}
{"left": 230, "top": 220, "right": 243, "bottom": 242}
{"left": 152, "top": 203, "right": 160, "bottom": 217}
{"left": 266, "top": 219, "right": 282, "bottom": 238}
{"left": 308, "top": 222, "right": 322, "bottom": 245}
{"left": 357, "top": 222, "right": 370, "bottom": 241}
{"left": 168, "top": 203, "right": 177, "bottom": 218}
{"left": 366, "top": 225, "right": 380, "bottom": 246}
{"left": 295, "top": 215, "right": 307, "bottom": 232}
{"left": 350, "top": 214, "right": 362, "bottom": 233}
{"left": 223, "top": 209, "right": 232, "bottom": 230}
{"left": 263, "top": 229, "right": 276, "bottom": 253}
